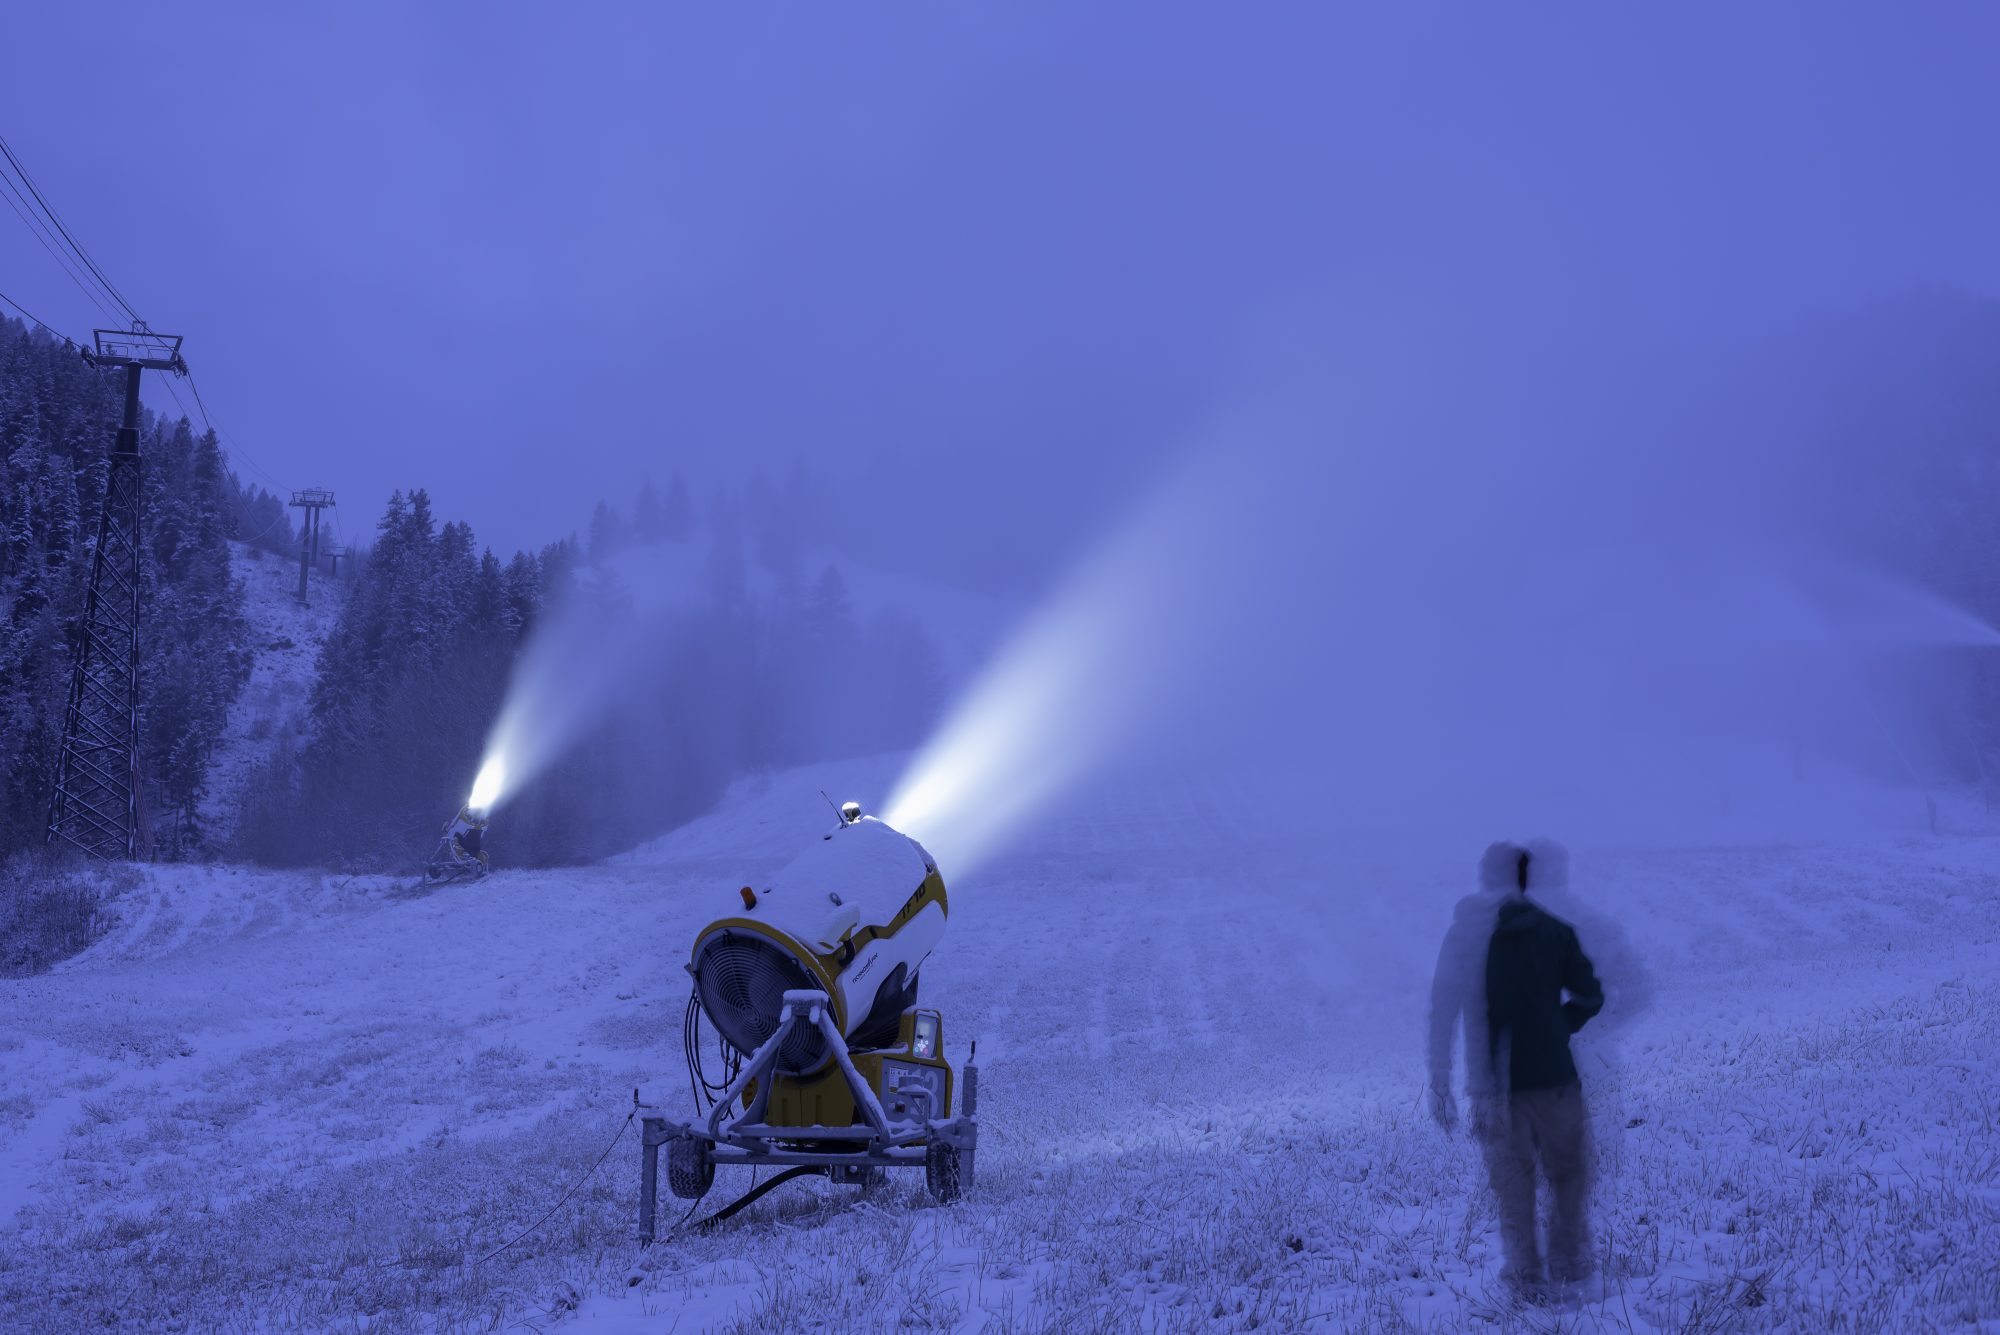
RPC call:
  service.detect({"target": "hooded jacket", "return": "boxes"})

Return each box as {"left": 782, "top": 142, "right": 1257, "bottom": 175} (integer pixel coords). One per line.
{"left": 1485, "top": 896, "right": 1603, "bottom": 1092}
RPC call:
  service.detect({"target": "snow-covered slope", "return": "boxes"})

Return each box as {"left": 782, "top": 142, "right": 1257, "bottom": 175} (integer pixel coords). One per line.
{"left": 1, "top": 770, "right": 1995, "bottom": 1332}
{"left": 198, "top": 542, "right": 343, "bottom": 847}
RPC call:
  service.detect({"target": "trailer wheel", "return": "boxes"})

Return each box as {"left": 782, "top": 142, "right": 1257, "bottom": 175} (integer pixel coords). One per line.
{"left": 925, "top": 1142, "right": 962, "bottom": 1203}
{"left": 667, "top": 1136, "right": 714, "bottom": 1200}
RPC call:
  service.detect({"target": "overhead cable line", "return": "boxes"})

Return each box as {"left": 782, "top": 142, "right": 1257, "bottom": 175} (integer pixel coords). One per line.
{"left": 185, "top": 372, "right": 216, "bottom": 433}
{"left": 0, "top": 285, "right": 69, "bottom": 340}
{"left": 160, "top": 378, "right": 200, "bottom": 428}
{"left": 181, "top": 366, "right": 285, "bottom": 489}
{"left": 237, "top": 501, "right": 294, "bottom": 549}
{"left": 153, "top": 376, "right": 279, "bottom": 496}
{"left": 0, "top": 132, "right": 143, "bottom": 324}
{"left": 0, "top": 169, "right": 124, "bottom": 325}
{"left": 0, "top": 139, "right": 133, "bottom": 329}
{"left": 0, "top": 127, "right": 288, "bottom": 492}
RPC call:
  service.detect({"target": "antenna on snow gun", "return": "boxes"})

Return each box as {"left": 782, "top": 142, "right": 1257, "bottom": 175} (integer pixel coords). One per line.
{"left": 819, "top": 789, "right": 864, "bottom": 825}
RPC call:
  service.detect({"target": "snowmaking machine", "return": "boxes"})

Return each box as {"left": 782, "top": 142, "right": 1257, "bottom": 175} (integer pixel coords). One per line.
{"left": 420, "top": 802, "right": 490, "bottom": 887}
{"left": 636, "top": 804, "right": 979, "bottom": 1237}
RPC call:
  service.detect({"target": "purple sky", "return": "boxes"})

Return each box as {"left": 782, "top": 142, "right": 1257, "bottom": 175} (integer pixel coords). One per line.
{"left": 6, "top": 6, "right": 2000, "bottom": 571}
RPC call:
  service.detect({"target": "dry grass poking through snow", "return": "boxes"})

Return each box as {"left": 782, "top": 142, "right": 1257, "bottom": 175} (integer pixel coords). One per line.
{"left": 0, "top": 1085, "right": 645, "bottom": 1330}
{"left": 612, "top": 980, "right": 1998, "bottom": 1334}
{"left": 12, "top": 980, "right": 1990, "bottom": 1335}
{"left": 2, "top": 780, "right": 1998, "bottom": 1332}
{"left": 0, "top": 853, "right": 134, "bottom": 978}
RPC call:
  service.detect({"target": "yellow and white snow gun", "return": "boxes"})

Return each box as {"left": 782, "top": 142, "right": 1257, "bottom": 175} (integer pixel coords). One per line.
{"left": 637, "top": 805, "right": 978, "bottom": 1235}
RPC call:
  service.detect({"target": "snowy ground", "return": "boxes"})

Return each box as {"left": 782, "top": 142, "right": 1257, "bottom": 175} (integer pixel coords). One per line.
{"left": 1, "top": 761, "right": 1996, "bottom": 1332}
{"left": 197, "top": 542, "right": 344, "bottom": 848}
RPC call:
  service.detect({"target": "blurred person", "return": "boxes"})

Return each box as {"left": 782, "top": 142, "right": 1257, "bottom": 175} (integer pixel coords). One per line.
{"left": 1429, "top": 841, "right": 1605, "bottom": 1298}
{"left": 1427, "top": 845, "right": 1512, "bottom": 1132}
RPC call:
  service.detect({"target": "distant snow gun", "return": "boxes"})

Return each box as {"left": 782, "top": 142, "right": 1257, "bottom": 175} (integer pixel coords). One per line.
{"left": 636, "top": 804, "right": 979, "bottom": 1236}
{"left": 421, "top": 802, "right": 490, "bottom": 887}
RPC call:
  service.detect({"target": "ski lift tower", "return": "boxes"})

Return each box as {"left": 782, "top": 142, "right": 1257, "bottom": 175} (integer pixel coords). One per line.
{"left": 47, "top": 326, "right": 187, "bottom": 861}
{"left": 289, "top": 487, "right": 335, "bottom": 603}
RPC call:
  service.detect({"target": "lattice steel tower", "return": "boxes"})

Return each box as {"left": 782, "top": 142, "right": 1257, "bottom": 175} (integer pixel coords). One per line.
{"left": 290, "top": 487, "right": 335, "bottom": 603}
{"left": 47, "top": 327, "right": 186, "bottom": 860}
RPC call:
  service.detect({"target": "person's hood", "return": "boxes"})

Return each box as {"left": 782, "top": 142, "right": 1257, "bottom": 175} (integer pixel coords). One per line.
{"left": 1480, "top": 841, "right": 1528, "bottom": 893}
{"left": 1493, "top": 894, "right": 1542, "bottom": 934}
{"left": 1453, "top": 887, "right": 1511, "bottom": 925}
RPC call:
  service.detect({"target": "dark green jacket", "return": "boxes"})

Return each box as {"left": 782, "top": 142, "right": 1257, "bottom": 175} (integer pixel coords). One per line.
{"left": 1485, "top": 896, "right": 1604, "bottom": 1091}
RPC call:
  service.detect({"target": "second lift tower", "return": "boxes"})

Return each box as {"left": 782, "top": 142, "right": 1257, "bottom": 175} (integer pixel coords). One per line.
{"left": 290, "top": 487, "right": 335, "bottom": 604}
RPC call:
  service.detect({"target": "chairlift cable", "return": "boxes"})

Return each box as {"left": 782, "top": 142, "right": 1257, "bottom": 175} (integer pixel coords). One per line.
{"left": 0, "top": 286, "right": 69, "bottom": 341}
{"left": 156, "top": 375, "right": 278, "bottom": 499}
{"left": 0, "top": 145, "right": 133, "bottom": 326}
{"left": 160, "top": 378, "right": 201, "bottom": 430}
{"left": 0, "top": 131, "right": 288, "bottom": 495}
{"left": 179, "top": 365, "right": 286, "bottom": 490}
{"left": 0, "top": 170, "right": 124, "bottom": 326}
{"left": 0, "top": 132, "right": 144, "bottom": 324}
{"left": 237, "top": 504, "right": 292, "bottom": 549}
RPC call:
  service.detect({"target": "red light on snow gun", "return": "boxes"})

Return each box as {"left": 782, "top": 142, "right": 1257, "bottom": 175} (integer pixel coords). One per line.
{"left": 740, "top": 886, "right": 757, "bottom": 910}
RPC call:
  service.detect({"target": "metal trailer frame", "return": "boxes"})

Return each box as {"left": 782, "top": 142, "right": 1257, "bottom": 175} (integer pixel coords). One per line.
{"left": 637, "top": 989, "right": 979, "bottom": 1241}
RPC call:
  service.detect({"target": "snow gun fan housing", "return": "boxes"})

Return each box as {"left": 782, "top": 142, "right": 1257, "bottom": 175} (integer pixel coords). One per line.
{"left": 690, "top": 813, "right": 950, "bottom": 1090}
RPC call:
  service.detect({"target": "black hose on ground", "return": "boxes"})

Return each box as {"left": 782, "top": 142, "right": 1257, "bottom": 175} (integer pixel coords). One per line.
{"left": 691, "top": 1165, "right": 821, "bottom": 1232}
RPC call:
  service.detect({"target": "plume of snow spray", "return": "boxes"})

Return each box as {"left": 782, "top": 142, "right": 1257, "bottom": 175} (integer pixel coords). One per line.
{"left": 469, "top": 596, "right": 657, "bottom": 812}
{"left": 885, "top": 400, "right": 2000, "bottom": 871}
{"left": 885, "top": 450, "right": 1244, "bottom": 874}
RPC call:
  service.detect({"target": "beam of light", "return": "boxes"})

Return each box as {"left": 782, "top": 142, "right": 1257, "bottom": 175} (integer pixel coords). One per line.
{"left": 468, "top": 756, "right": 506, "bottom": 811}
{"left": 882, "top": 400, "right": 2000, "bottom": 867}
{"left": 884, "top": 453, "right": 1233, "bottom": 876}
{"left": 469, "top": 592, "right": 658, "bottom": 814}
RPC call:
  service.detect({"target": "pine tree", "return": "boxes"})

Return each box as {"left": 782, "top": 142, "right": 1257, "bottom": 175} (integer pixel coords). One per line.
{"left": 747, "top": 466, "right": 802, "bottom": 579}
{"left": 504, "top": 550, "right": 540, "bottom": 637}
{"left": 539, "top": 535, "right": 580, "bottom": 610}
{"left": 662, "top": 471, "right": 693, "bottom": 542}
{"left": 797, "top": 562, "right": 861, "bottom": 756}
{"left": 472, "top": 548, "right": 509, "bottom": 641}
{"left": 588, "top": 500, "right": 628, "bottom": 562}
{"left": 633, "top": 478, "right": 664, "bottom": 544}
{"left": 231, "top": 480, "right": 295, "bottom": 555}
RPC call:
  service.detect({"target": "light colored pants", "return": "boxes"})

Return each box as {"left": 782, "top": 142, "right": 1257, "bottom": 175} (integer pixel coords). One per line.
{"left": 1481, "top": 1083, "right": 1592, "bottom": 1285}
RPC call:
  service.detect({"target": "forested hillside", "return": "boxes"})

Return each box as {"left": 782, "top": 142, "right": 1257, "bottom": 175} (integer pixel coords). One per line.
{"left": 233, "top": 480, "right": 948, "bottom": 870}
{"left": 3, "top": 307, "right": 955, "bottom": 871}
{"left": 18, "top": 290, "right": 2000, "bottom": 873}
{"left": 0, "top": 316, "right": 259, "bottom": 856}
{"left": 4, "top": 309, "right": 945, "bottom": 872}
